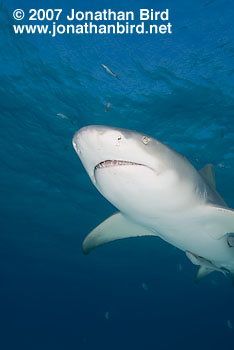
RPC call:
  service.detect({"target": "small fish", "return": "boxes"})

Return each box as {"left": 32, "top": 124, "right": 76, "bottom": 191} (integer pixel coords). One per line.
{"left": 101, "top": 64, "right": 119, "bottom": 80}
{"left": 227, "top": 233, "right": 234, "bottom": 248}
{"left": 217, "top": 162, "right": 226, "bottom": 168}
{"left": 57, "top": 113, "right": 69, "bottom": 120}
{"left": 105, "top": 311, "right": 109, "bottom": 320}
{"left": 227, "top": 319, "right": 233, "bottom": 329}
{"left": 178, "top": 263, "right": 182, "bottom": 272}
{"left": 105, "top": 103, "right": 111, "bottom": 112}
{"left": 57, "top": 113, "right": 74, "bottom": 125}
{"left": 142, "top": 282, "right": 148, "bottom": 291}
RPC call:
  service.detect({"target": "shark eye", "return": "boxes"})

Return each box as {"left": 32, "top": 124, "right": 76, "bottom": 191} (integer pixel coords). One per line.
{"left": 142, "top": 136, "right": 149, "bottom": 145}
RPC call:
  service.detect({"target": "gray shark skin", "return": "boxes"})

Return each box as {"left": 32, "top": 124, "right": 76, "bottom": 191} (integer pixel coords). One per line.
{"left": 72, "top": 125, "right": 234, "bottom": 283}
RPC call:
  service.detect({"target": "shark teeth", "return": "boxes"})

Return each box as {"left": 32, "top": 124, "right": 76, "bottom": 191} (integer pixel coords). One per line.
{"left": 94, "top": 160, "right": 143, "bottom": 170}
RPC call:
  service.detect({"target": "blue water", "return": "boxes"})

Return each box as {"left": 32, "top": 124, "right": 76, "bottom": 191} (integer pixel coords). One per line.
{"left": 1, "top": 0, "right": 234, "bottom": 348}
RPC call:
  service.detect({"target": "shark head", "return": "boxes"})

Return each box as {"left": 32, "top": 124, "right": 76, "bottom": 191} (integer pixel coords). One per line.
{"left": 72, "top": 126, "right": 234, "bottom": 281}
{"left": 72, "top": 125, "right": 202, "bottom": 218}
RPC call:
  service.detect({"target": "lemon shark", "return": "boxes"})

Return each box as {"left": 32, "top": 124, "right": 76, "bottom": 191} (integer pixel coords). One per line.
{"left": 72, "top": 125, "right": 234, "bottom": 284}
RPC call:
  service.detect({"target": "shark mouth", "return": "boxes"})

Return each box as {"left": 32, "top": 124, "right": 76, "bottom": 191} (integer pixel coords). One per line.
{"left": 94, "top": 160, "right": 144, "bottom": 171}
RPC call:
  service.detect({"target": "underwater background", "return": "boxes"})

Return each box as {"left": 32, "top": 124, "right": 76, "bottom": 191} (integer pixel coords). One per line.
{"left": 1, "top": 0, "right": 234, "bottom": 348}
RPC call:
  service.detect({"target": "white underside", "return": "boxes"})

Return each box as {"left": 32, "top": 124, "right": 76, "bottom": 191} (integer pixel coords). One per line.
{"left": 133, "top": 207, "right": 234, "bottom": 272}
{"left": 94, "top": 165, "right": 234, "bottom": 273}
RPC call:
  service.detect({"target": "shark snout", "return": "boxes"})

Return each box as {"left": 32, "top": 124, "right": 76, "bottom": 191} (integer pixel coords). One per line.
{"left": 72, "top": 125, "right": 159, "bottom": 182}
{"left": 72, "top": 125, "right": 127, "bottom": 157}
{"left": 72, "top": 125, "right": 130, "bottom": 180}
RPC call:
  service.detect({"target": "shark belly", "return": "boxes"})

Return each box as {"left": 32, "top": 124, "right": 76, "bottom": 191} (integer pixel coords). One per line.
{"left": 133, "top": 207, "right": 234, "bottom": 272}
{"left": 93, "top": 160, "right": 234, "bottom": 273}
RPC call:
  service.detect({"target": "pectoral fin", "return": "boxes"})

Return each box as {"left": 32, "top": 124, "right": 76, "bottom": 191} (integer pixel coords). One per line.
{"left": 82, "top": 212, "right": 158, "bottom": 254}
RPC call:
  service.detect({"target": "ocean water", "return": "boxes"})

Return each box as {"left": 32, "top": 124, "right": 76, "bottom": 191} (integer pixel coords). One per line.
{"left": 1, "top": 0, "right": 234, "bottom": 349}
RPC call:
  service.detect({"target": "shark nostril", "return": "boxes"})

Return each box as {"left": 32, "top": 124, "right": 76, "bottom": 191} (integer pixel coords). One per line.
{"left": 115, "top": 135, "right": 122, "bottom": 147}
{"left": 72, "top": 140, "right": 81, "bottom": 156}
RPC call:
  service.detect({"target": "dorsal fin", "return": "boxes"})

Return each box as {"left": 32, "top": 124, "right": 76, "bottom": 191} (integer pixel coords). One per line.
{"left": 199, "top": 164, "right": 216, "bottom": 188}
